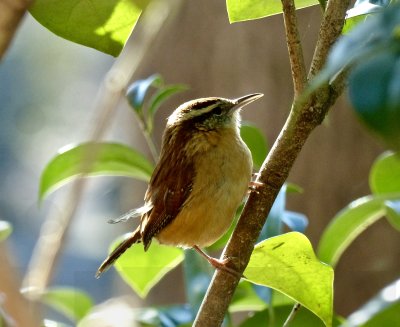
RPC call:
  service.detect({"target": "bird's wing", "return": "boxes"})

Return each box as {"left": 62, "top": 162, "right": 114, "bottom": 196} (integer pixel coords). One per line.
{"left": 140, "top": 131, "right": 195, "bottom": 249}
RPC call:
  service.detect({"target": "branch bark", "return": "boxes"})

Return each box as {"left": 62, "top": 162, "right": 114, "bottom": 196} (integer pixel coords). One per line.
{"left": 0, "top": 0, "right": 33, "bottom": 61}
{"left": 281, "top": 0, "right": 307, "bottom": 96}
{"left": 193, "top": 0, "right": 350, "bottom": 326}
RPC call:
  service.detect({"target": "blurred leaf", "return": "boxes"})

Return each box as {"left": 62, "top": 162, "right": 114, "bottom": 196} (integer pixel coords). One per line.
{"left": 43, "top": 320, "right": 71, "bottom": 327}
{"left": 361, "top": 302, "right": 400, "bottom": 326}
{"left": 369, "top": 152, "right": 400, "bottom": 194}
{"left": 240, "top": 305, "right": 343, "bottom": 327}
{"left": 258, "top": 185, "right": 286, "bottom": 240}
{"left": 240, "top": 122, "right": 268, "bottom": 169}
{"left": 282, "top": 211, "right": 309, "bottom": 233}
{"left": 41, "top": 287, "right": 93, "bottom": 322}
{"left": 29, "top": 0, "right": 144, "bottom": 56}
{"left": 183, "top": 250, "right": 212, "bottom": 312}
{"left": 112, "top": 234, "right": 184, "bottom": 298}
{"left": 318, "top": 196, "right": 388, "bottom": 267}
{"left": 308, "top": 4, "right": 400, "bottom": 102}
{"left": 137, "top": 305, "right": 193, "bottom": 327}
{"left": 39, "top": 142, "right": 153, "bottom": 202}
{"left": 346, "top": 278, "right": 400, "bottom": 326}
{"left": 384, "top": 200, "right": 400, "bottom": 231}
{"left": 244, "top": 232, "right": 334, "bottom": 327}
{"left": 226, "top": 0, "right": 318, "bottom": 23}
{"left": 349, "top": 50, "right": 400, "bottom": 150}
{"left": 344, "top": 0, "right": 389, "bottom": 33}
{"left": 229, "top": 281, "right": 267, "bottom": 313}
{"left": 126, "top": 74, "right": 163, "bottom": 113}
{"left": 286, "top": 182, "right": 304, "bottom": 194}
{"left": 0, "top": 221, "right": 12, "bottom": 242}
{"left": 148, "top": 84, "right": 188, "bottom": 122}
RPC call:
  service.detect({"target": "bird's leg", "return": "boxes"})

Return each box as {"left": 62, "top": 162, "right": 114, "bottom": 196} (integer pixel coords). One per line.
{"left": 248, "top": 181, "right": 263, "bottom": 194}
{"left": 193, "top": 245, "right": 242, "bottom": 278}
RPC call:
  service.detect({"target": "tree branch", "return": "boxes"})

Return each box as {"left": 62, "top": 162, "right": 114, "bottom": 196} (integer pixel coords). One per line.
{"left": 0, "top": 0, "right": 33, "bottom": 61}
{"left": 281, "top": 0, "right": 307, "bottom": 96}
{"left": 193, "top": 0, "right": 351, "bottom": 325}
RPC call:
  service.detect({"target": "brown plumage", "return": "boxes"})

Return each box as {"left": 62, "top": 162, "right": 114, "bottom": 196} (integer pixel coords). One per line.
{"left": 96, "top": 93, "right": 263, "bottom": 278}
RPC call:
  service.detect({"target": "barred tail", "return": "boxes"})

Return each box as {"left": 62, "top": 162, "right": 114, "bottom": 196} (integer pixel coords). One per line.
{"left": 95, "top": 228, "right": 141, "bottom": 278}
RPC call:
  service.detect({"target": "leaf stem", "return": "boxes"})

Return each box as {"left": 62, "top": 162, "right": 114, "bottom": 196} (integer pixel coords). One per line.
{"left": 283, "top": 303, "right": 301, "bottom": 327}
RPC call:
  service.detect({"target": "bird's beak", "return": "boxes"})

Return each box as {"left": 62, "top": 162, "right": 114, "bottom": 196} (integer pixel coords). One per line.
{"left": 232, "top": 93, "right": 264, "bottom": 110}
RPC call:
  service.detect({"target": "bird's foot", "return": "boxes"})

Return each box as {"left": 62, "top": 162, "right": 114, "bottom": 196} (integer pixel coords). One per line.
{"left": 193, "top": 246, "right": 242, "bottom": 278}
{"left": 248, "top": 181, "right": 264, "bottom": 194}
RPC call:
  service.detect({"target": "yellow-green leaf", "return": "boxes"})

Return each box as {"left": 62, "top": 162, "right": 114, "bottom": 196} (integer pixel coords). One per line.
{"left": 244, "top": 232, "right": 334, "bottom": 327}
{"left": 41, "top": 287, "right": 93, "bottom": 322}
{"left": 112, "top": 234, "right": 184, "bottom": 298}
{"left": 227, "top": 0, "right": 319, "bottom": 23}
{"left": 29, "top": 0, "right": 145, "bottom": 56}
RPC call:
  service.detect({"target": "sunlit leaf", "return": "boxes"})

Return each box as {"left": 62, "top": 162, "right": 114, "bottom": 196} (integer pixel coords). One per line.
{"left": 112, "top": 234, "right": 184, "bottom": 298}
{"left": 384, "top": 200, "right": 400, "bottom": 231}
{"left": 29, "top": 0, "right": 145, "bottom": 56}
{"left": 41, "top": 287, "right": 93, "bottom": 322}
{"left": 369, "top": 152, "right": 400, "bottom": 194}
{"left": 318, "top": 196, "right": 388, "bottom": 267}
{"left": 239, "top": 305, "right": 343, "bottom": 327}
{"left": 245, "top": 232, "right": 334, "bottom": 327}
{"left": 39, "top": 142, "right": 153, "bottom": 202}
{"left": 0, "top": 221, "right": 12, "bottom": 242}
{"left": 241, "top": 122, "right": 268, "bottom": 169}
{"left": 226, "top": 0, "right": 319, "bottom": 23}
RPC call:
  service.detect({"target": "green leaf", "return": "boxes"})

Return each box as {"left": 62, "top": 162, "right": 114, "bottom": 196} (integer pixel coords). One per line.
{"left": 317, "top": 195, "right": 391, "bottom": 267}
{"left": 244, "top": 232, "right": 334, "bottom": 327}
{"left": 126, "top": 74, "right": 163, "bottom": 114}
{"left": 349, "top": 49, "right": 400, "bottom": 150}
{"left": 41, "top": 287, "right": 93, "bottom": 322}
{"left": 147, "top": 84, "right": 188, "bottom": 132}
{"left": 343, "top": 0, "right": 388, "bottom": 33}
{"left": 112, "top": 234, "right": 184, "bottom": 298}
{"left": 29, "top": 0, "right": 144, "bottom": 57}
{"left": 384, "top": 200, "right": 400, "bottom": 231}
{"left": 362, "top": 302, "right": 400, "bottom": 326}
{"left": 226, "top": 0, "right": 319, "bottom": 23}
{"left": 0, "top": 221, "right": 12, "bottom": 242}
{"left": 39, "top": 142, "right": 154, "bottom": 202}
{"left": 239, "top": 305, "right": 344, "bottom": 327}
{"left": 240, "top": 122, "right": 268, "bottom": 169}
{"left": 369, "top": 152, "right": 400, "bottom": 194}
{"left": 229, "top": 281, "right": 267, "bottom": 313}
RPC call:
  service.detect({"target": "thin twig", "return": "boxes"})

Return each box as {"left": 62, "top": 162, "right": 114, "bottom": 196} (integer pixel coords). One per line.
{"left": 283, "top": 303, "right": 301, "bottom": 327}
{"left": 0, "top": 0, "right": 33, "bottom": 61}
{"left": 281, "top": 0, "right": 307, "bottom": 96}
{"left": 193, "top": 0, "right": 350, "bottom": 325}
{"left": 22, "top": 0, "right": 177, "bottom": 298}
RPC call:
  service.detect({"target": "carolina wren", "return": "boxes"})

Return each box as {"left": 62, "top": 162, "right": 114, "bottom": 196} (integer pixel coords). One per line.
{"left": 96, "top": 93, "right": 263, "bottom": 277}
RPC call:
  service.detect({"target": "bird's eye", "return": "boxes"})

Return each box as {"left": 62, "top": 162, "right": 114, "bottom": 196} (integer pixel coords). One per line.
{"left": 213, "top": 107, "right": 223, "bottom": 115}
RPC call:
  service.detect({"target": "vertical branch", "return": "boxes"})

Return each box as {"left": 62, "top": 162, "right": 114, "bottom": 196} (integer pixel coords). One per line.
{"left": 193, "top": 0, "right": 351, "bottom": 325}
{"left": 0, "top": 0, "right": 32, "bottom": 60}
{"left": 281, "top": 0, "right": 307, "bottom": 96}
{"left": 22, "top": 0, "right": 177, "bottom": 298}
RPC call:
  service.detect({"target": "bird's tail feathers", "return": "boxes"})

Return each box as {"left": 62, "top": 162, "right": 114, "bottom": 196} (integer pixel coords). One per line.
{"left": 107, "top": 204, "right": 153, "bottom": 224}
{"left": 95, "top": 229, "right": 141, "bottom": 278}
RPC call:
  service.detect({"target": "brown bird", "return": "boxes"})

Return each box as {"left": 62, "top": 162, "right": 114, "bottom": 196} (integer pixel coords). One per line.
{"left": 96, "top": 93, "right": 263, "bottom": 278}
